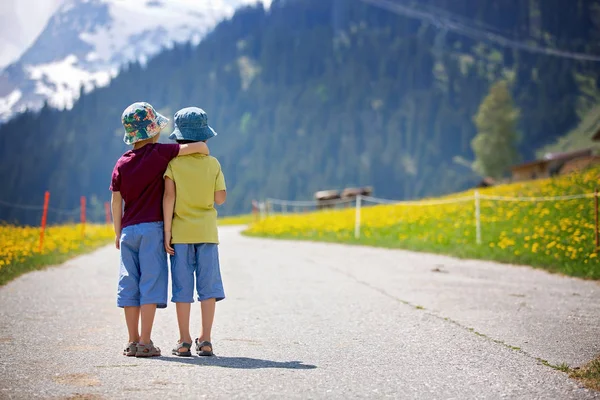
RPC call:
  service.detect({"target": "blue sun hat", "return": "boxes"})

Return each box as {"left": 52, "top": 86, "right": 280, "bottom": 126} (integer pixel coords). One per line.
{"left": 121, "top": 102, "right": 169, "bottom": 145}
{"left": 169, "top": 107, "right": 217, "bottom": 142}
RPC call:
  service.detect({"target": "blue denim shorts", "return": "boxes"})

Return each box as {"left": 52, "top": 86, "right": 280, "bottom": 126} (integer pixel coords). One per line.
{"left": 170, "top": 243, "right": 225, "bottom": 303}
{"left": 118, "top": 222, "right": 168, "bottom": 309}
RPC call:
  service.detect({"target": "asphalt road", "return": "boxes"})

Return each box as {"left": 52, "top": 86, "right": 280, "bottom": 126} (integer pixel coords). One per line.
{"left": 1, "top": 226, "right": 599, "bottom": 399}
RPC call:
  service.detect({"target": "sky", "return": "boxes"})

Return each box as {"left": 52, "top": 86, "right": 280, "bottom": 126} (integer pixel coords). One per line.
{"left": 0, "top": 0, "right": 64, "bottom": 68}
{"left": 0, "top": 0, "right": 271, "bottom": 69}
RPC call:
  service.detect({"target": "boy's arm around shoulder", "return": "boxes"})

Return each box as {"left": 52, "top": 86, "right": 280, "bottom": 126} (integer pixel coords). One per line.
{"left": 177, "top": 141, "right": 209, "bottom": 156}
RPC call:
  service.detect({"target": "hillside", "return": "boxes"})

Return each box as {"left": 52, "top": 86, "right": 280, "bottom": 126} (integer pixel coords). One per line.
{"left": 536, "top": 104, "right": 600, "bottom": 157}
{"left": 0, "top": 0, "right": 599, "bottom": 225}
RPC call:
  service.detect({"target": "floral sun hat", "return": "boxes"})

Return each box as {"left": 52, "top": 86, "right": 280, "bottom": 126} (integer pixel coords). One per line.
{"left": 121, "top": 102, "right": 169, "bottom": 145}
{"left": 169, "top": 107, "right": 217, "bottom": 142}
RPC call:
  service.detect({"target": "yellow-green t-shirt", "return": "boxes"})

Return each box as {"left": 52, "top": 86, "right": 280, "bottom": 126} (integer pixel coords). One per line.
{"left": 164, "top": 154, "right": 226, "bottom": 244}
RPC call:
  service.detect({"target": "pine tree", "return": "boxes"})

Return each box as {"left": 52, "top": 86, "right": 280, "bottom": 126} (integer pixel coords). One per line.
{"left": 471, "top": 80, "right": 521, "bottom": 179}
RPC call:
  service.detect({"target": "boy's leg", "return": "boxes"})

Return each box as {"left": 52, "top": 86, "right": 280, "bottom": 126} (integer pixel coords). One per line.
{"left": 199, "top": 298, "right": 216, "bottom": 348}
{"left": 138, "top": 222, "right": 169, "bottom": 346}
{"left": 118, "top": 227, "right": 142, "bottom": 345}
{"left": 176, "top": 302, "right": 192, "bottom": 344}
{"left": 171, "top": 244, "right": 195, "bottom": 352}
{"left": 124, "top": 306, "right": 140, "bottom": 343}
{"left": 139, "top": 304, "right": 157, "bottom": 345}
{"left": 195, "top": 244, "right": 225, "bottom": 352}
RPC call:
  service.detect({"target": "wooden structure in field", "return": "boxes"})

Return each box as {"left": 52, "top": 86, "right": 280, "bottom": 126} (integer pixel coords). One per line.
{"left": 340, "top": 187, "right": 373, "bottom": 200}
{"left": 314, "top": 186, "right": 373, "bottom": 209}
{"left": 314, "top": 190, "right": 341, "bottom": 210}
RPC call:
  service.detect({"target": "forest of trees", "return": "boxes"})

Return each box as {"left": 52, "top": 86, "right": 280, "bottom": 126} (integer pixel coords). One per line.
{"left": 0, "top": 0, "right": 599, "bottom": 224}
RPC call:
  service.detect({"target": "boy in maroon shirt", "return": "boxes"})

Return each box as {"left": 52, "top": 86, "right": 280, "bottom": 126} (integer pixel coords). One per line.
{"left": 110, "top": 102, "right": 209, "bottom": 357}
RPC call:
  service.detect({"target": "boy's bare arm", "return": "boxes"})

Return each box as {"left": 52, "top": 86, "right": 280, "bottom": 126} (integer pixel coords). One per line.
{"left": 163, "top": 177, "right": 176, "bottom": 255}
{"left": 111, "top": 191, "right": 123, "bottom": 250}
{"left": 178, "top": 142, "right": 209, "bottom": 156}
{"left": 215, "top": 190, "right": 227, "bottom": 205}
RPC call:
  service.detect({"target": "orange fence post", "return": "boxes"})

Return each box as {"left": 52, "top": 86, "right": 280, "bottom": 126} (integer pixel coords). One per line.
{"left": 38, "top": 191, "right": 50, "bottom": 252}
{"left": 104, "top": 201, "right": 111, "bottom": 225}
{"left": 80, "top": 196, "right": 87, "bottom": 238}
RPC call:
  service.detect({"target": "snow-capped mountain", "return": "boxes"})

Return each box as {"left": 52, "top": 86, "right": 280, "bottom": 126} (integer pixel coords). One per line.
{"left": 0, "top": 0, "right": 263, "bottom": 121}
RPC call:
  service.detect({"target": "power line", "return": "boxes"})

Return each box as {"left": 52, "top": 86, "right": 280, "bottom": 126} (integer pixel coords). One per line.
{"left": 359, "top": 0, "right": 600, "bottom": 62}
{"left": 406, "top": 0, "right": 513, "bottom": 37}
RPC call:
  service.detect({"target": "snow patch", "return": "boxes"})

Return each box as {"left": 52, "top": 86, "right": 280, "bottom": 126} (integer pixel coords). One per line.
{"left": 0, "top": 90, "right": 23, "bottom": 117}
{"left": 0, "top": 0, "right": 273, "bottom": 121}
{"left": 78, "top": 0, "right": 225, "bottom": 64}
{"left": 26, "top": 55, "right": 113, "bottom": 109}
{"left": 86, "top": 52, "right": 100, "bottom": 62}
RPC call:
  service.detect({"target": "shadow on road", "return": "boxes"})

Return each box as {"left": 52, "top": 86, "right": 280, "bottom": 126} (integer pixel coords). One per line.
{"left": 159, "top": 355, "right": 317, "bottom": 370}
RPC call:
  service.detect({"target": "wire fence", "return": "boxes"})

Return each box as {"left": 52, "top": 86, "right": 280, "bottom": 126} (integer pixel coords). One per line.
{"left": 0, "top": 199, "right": 82, "bottom": 216}
{"left": 0, "top": 195, "right": 112, "bottom": 223}
{"left": 257, "top": 190, "right": 600, "bottom": 247}
{"left": 0, "top": 192, "right": 112, "bottom": 252}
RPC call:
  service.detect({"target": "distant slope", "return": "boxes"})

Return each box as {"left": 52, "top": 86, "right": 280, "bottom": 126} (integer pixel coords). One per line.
{"left": 537, "top": 105, "right": 600, "bottom": 157}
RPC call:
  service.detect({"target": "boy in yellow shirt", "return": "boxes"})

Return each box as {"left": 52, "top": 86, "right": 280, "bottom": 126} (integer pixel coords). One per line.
{"left": 163, "top": 107, "right": 226, "bottom": 357}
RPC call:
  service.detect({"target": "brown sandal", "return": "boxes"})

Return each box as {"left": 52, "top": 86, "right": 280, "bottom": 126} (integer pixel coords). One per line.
{"left": 195, "top": 339, "right": 214, "bottom": 357}
{"left": 135, "top": 341, "right": 161, "bottom": 357}
{"left": 172, "top": 341, "right": 192, "bottom": 357}
{"left": 123, "top": 342, "right": 137, "bottom": 357}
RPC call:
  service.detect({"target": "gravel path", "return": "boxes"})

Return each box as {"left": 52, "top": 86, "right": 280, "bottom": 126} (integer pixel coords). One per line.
{"left": 1, "top": 226, "right": 599, "bottom": 399}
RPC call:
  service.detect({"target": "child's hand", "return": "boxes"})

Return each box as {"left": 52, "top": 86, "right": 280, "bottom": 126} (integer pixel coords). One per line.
{"left": 164, "top": 232, "right": 175, "bottom": 255}
{"left": 115, "top": 236, "right": 120, "bottom": 250}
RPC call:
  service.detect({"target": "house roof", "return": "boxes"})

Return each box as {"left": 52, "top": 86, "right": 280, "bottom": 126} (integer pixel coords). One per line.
{"left": 314, "top": 190, "right": 340, "bottom": 200}
{"left": 542, "top": 148, "right": 593, "bottom": 161}
{"left": 512, "top": 148, "right": 592, "bottom": 171}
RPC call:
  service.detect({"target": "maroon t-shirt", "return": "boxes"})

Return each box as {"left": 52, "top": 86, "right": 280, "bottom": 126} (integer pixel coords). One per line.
{"left": 110, "top": 143, "right": 180, "bottom": 229}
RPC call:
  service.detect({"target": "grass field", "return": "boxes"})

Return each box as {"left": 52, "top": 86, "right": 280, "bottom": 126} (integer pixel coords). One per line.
{"left": 246, "top": 166, "right": 600, "bottom": 279}
{"left": 219, "top": 214, "right": 255, "bottom": 226}
{"left": 0, "top": 224, "right": 113, "bottom": 286}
